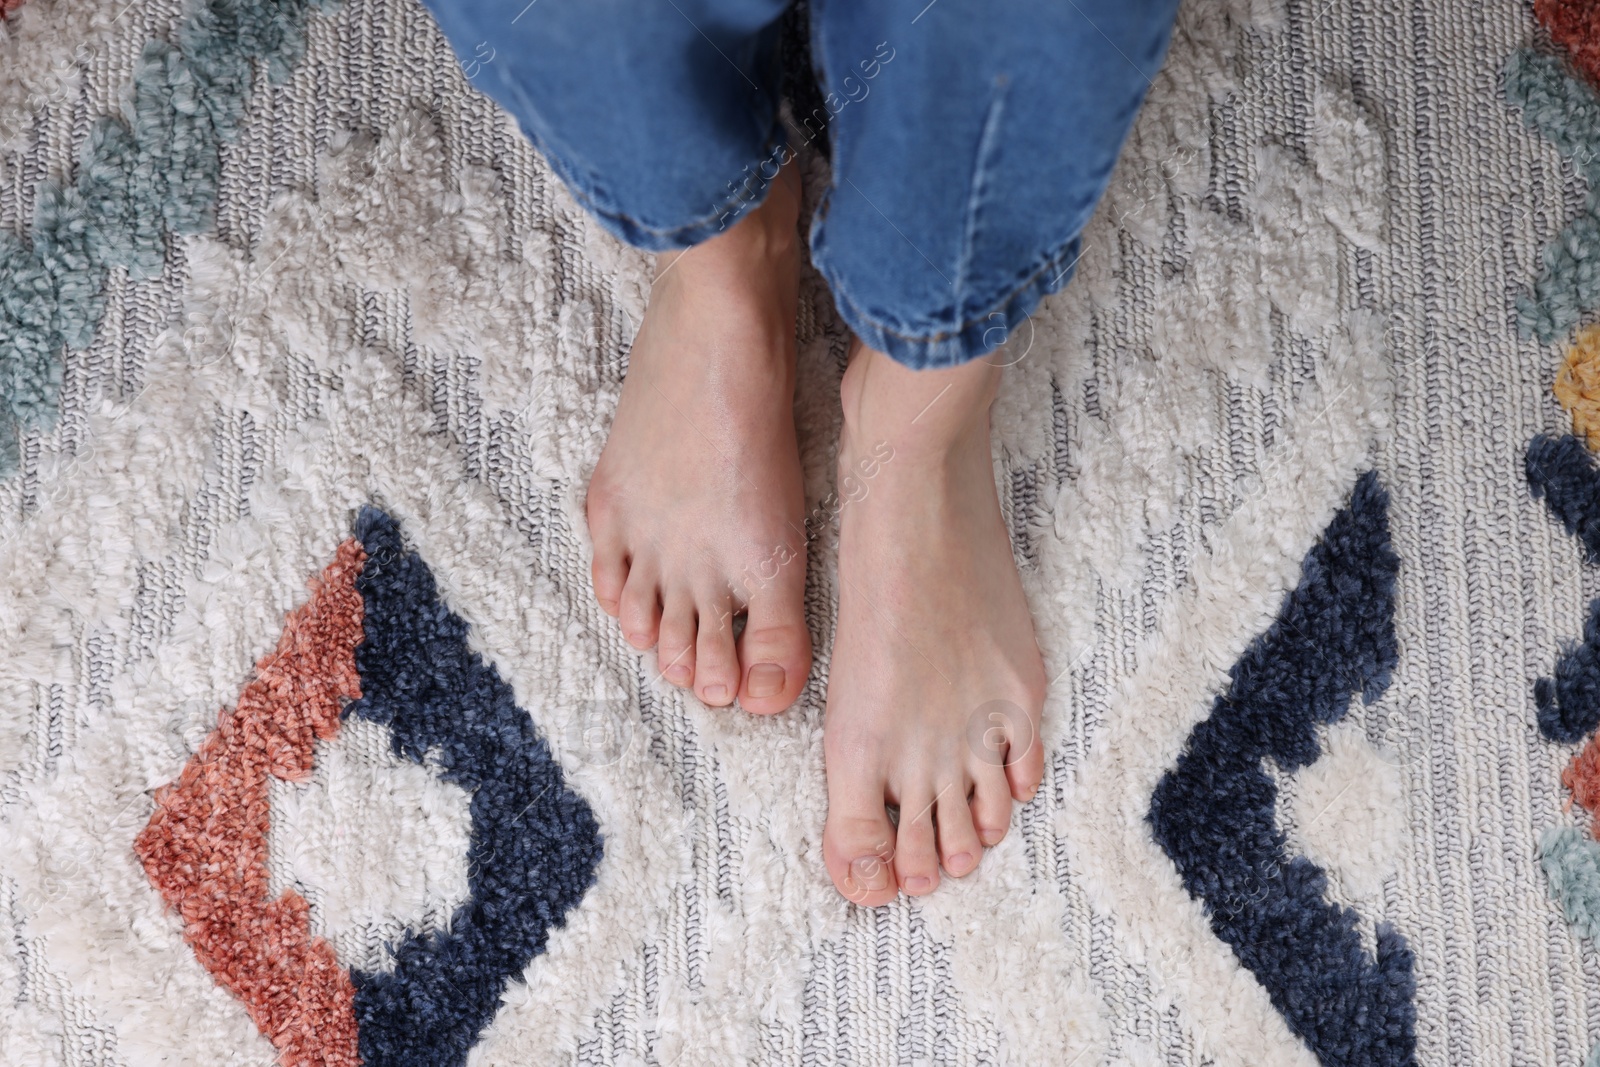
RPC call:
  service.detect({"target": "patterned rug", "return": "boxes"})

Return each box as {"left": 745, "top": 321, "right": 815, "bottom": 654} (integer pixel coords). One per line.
{"left": 6, "top": 0, "right": 1600, "bottom": 1063}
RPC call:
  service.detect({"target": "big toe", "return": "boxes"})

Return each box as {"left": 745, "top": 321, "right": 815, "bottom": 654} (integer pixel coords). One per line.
{"left": 737, "top": 591, "right": 811, "bottom": 715}
{"left": 823, "top": 770, "right": 899, "bottom": 907}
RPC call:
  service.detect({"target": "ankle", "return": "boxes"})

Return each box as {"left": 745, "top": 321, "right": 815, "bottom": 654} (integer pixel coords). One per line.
{"left": 746, "top": 159, "right": 802, "bottom": 245}
{"left": 740, "top": 176, "right": 801, "bottom": 259}
{"left": 840, "top": 343, "right": 999, "bottom": 463}
{"left": 648, "top": 171, "right": 801, "bottom": 347}
{"left": 661, "top": 161, "right": 801, "bottom": 277}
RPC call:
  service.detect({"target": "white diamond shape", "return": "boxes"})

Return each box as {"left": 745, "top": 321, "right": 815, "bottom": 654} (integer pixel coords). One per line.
{"left": 267, "top": 716, "right": 473, "bottom": 974}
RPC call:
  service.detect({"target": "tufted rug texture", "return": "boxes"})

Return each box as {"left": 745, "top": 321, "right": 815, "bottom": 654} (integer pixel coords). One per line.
{"left": 5, "top": 0, "right": 1600, "bottom": 1064}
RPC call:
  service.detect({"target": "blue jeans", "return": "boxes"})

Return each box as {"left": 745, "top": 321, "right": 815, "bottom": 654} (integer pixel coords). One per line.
{"left": 422, "top": 0, "right": 1179, "bottom": 368}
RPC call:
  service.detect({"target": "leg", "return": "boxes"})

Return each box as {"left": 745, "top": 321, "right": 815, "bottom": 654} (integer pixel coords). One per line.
{"left": 423, "top": 0, "right": 813, "bottom": 711}
{"left": 812, "top": 0, "right": 1179, "bottom": 903}
{"left": 806, "top": 0, "right": 1179, "bottom": 365}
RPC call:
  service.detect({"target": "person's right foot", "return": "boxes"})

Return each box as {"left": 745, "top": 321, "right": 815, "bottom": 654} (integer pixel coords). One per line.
{"left": 585, "top": 164, "right": 812, "bottom": 715}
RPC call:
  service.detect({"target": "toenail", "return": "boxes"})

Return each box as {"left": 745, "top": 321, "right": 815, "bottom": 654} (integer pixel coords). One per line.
{"left": 850, "top": 856, "right": 890, "bottom": 892}
{"left": 948, "top": 852, "right": 974, "bottom": 875}
{"left": 598, "top": 598, "right": 618, "bottom": 615}
{"left": 665, "top": 664, "right": 690, "bottom": 685}
{"left": 746, "top": 663, "right": 786, "bottom": 698}
{"left": 703, "top": 684, "right": 729, "bottom": 704}
{"left": 627, "top": 632, "right": 652, "bottom": 649}
{"left": 903, "top": 875, "right": 933, "bottom": 893}
{"left": 980, "top": 828, "right": 1005, "bottom": 846}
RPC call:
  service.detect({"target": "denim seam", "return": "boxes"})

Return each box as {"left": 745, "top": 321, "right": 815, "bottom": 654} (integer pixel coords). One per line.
{"left": 954, "top": 76, "right": 1009, "bottom": 307}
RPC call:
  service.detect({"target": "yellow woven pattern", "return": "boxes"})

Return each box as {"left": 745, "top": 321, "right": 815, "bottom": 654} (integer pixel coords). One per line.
{"left": 1556, "top": 324, "right": 1600, "bottom": 450}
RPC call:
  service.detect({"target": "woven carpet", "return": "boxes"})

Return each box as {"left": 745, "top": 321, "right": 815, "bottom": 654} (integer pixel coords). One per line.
{"left": 4, "top": 0, "right": 1600, "bottom": 1063}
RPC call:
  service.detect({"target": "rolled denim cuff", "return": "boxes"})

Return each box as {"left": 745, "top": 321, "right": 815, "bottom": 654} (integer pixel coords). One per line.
{"left": 814, "top": 234, "right": 1084, "bottom": 371}
{"left": 546, "top": 132, "right": 793, "bottom": 253}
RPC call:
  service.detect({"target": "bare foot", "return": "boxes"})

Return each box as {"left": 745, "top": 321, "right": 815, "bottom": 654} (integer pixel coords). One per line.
{"left": 822, "top": 342, "right": 1046, "bottom": 904}
{"left": 585, "top": 165, "right": 812, "bottom": 715}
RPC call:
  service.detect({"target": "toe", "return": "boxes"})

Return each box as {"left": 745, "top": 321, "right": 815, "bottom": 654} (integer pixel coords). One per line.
{"left": 822, "top": 763, "right": 899, "bottom": 907}
{"left": 892, "top": 786, "right": 942, "bottom": 896}
{"left": 590, "top": 548, "right": 627, "bottom": 618}
{"left": 618, "top": 561, "right": 662, "bottom": 650}
{"left": 969, "top": 764, "right": 1014, "bottom": 849}
{"left": 656, "top": 593, "right": 697, "bottom": 688}
{"left": 937, "top": 781, "right": 983, "bottom": 878}
{"left": 736, "top": 582, "right": 811, "bottom": 715}
{"left": 1003, "top": 709, "right": 1045, "bottom": 803}
{"left": 694, "top": 592, "right": 740, "bottom": 707}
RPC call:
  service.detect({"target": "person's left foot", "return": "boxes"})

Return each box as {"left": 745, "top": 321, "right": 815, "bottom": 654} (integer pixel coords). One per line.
{"left": 821, "top": 342, "right": 1046, "bottom": 905}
